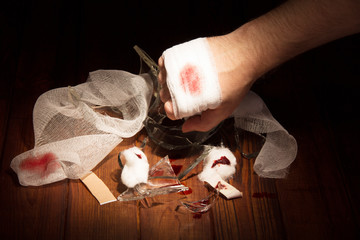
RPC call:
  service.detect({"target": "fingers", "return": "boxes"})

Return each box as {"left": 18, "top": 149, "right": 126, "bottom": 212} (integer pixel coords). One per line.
{"left": 159, "top": 84, "right": 171, "bottom": 103}
{"left": 158, "top": 56, "right": 176, "bottom": 120}
{"left": 158, "top": 56, "right": 166, "bottom": 85}
{"left": 182, "top": 109, "right": 225, "bottom": 133}
{"left": 158, "top": 56, "right": 171, "bottom": 103}
{"left": 164, "top": 101, "right": 176, "bottom": 120}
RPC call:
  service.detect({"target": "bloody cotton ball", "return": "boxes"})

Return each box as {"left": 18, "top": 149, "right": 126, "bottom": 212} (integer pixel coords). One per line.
{"left": 120, "top": 147, "right": 149, "bottom": 188}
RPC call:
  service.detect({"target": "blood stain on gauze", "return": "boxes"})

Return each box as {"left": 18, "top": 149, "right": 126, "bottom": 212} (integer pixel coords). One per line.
{"left": 180, "top": 64, "right": 201, "bottom": 95}
{"left": 120, "top": 147, "right": 149, "bottom": 188}
{"left": 20, "top": 152, "right": 60, "bottom": 178}
{"left": 162, "top": 37, "right": 221, "bottom": 119}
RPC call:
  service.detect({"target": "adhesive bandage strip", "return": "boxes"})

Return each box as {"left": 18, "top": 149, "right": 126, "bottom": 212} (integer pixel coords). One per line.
{"left": 81, "top": 172, "right": 117, "bottom": 205}
{"left": 162, "top": 38, "right": 221, "bottom": 119}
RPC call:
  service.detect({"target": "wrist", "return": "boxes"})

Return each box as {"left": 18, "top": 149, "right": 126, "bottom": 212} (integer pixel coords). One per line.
{"left": 206, "top": 33, "right": 257, "bottom": 111}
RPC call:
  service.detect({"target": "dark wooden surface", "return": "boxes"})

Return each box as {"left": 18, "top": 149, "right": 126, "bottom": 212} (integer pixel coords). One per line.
{"left": 1, "top": 1, "right": 359, "bottom": 239}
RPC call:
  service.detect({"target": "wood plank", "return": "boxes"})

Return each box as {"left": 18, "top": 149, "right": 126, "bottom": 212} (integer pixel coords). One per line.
{"left": 1, "top": 1, "right": 69, "bottom": 239}
{"left": 64, "top": 137, "right": 139, "bottom": 239}
{"left": 0, "top": 90, "right": 68, "bottom": 239}
{"left": 56, "top": 1, "right": 140, "bottom": 238}
{"left": 254, "top": 45, "right": 360, "bottom": 239}
{"left": 211, "top": 130, "right": 286, "bottom": 239}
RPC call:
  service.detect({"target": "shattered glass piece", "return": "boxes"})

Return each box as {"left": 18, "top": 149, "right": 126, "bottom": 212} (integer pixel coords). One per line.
{"left": 117, "top": 156, "right": 188, "bottom": 201}
{"left": 180, "top": 190, "right": 219, "bottom": 213}
{"left": 134, "top": 45, "right": 222, "bottom": 150}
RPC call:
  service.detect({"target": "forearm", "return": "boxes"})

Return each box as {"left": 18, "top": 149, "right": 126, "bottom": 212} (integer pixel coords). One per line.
{"left": 227, "top": 0, "right": 360, "bottom": 80}
{"left": 160, "top": 0, "right": 360, "bottom": 132}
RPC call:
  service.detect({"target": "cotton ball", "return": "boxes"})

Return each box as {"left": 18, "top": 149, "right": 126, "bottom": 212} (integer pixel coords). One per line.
{"left": 198, "top": 147, "right": 237, "bottom": 184}
{"left": 120, "top": 147, "right": 149, "bottom": 188}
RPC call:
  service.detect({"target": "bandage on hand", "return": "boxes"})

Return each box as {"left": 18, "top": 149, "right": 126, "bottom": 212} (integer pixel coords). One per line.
{"left": 161, "top": 38, "right": 222, "bottom": 119}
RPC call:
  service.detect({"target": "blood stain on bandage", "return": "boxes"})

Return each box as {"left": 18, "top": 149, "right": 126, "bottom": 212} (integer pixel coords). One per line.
{"left": 180, "top": 64, "right": 201, "bottom": 95}
{"left": 211, "top": 156, "right": 231, "bottom": 168}
{"left": 216, "top": 181, "right": 227, "bottom": 190}
{"left": 20, "top": 152, "right": 60, "bottom": 178}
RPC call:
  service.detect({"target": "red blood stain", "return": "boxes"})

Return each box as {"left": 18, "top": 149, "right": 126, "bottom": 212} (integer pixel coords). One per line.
{"left": 178, "top": 183, "right": 192, "bottom": 195}
{"left": 211, "top": 156, "right": 231, "bottom": 168}
{"left": 20, "top": 152, "right": 60, "bottom": 178}
{"left": 135, "top": 153, "right": 142, "bottom": 159}
{"left": 216, "top": 181, "right": 227, "bottom": 190}
{"left": 171, "top": 164, "right": 183, "bottom": 175}
{"left": 193, "top": 213, "right": 202, "bottom": 219}
{"left": 180, "top": 64, "right": 201, "bottom": 95}
{"left": 182, "top": 187, "right": 193, "bottom": 195}
{"left": 252, "top": 192, "right": 277, "bottom": 199}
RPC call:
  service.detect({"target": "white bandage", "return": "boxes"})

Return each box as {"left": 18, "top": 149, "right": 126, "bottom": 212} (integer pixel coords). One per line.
{"left": 120, "top": 147, "right": 149, "bottom": 188}
{"left": 162, "top": 38, "right": 221, "bottom": 119}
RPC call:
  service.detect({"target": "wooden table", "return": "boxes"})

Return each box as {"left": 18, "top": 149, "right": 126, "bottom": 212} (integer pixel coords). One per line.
{"left": 1, "top": 1, "right": 359, "bottom": 239}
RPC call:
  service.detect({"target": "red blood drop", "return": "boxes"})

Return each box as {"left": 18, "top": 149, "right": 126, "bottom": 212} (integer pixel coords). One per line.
{"left": 182, "top": 187, "right": 193, "bottom": 195}
{"left": 171, "top": 164, "right": 182, "bottom": 175}
{"left": 215, "top": 181, "right": 227, "bottom": 190}
{"left": 20, "top": 152, "right": 60, "bottom": 178}
{"left": 178, "top": 184, "right": 192, "bottom": 195}
{"left": 193, "top": 213, "right": 202, "bottom": 219}
{"left": 135, "top": 153, "right": 142, "bottom": 159}
{"left": 180, "top": 64, "right": 201, "bottom": 95}
{"left": 211, "top": 156, "right": 231, "bottom": 168}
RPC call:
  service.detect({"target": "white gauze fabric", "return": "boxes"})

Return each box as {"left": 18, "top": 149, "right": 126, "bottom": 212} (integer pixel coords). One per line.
{"left": 162, "top": 38, "right": 221, "bottom": 119}
{"left": 11, "top": 70, "right": 153, "bottom": 186}
{"left": 233, "top": 91, "right": 297, "bottom": 178}
{"left": 120, "top": 147, "right": 149, "bottom": 188}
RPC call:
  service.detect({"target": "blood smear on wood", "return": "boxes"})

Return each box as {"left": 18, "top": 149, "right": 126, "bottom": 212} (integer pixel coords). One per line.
{"left": 178, "top": 184, "right": 192, "bottom": 195}
{"left": 193, "top": 213, "right": 202, "bottom": 219}
{"left": 252, "top": 192, "right": 277, "bottom": 199}
{"left": 180, "top": 64, "right": 201, "bottom": 95}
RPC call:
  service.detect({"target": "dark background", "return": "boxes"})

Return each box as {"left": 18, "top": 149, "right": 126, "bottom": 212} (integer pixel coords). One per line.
{"left": 1, "top": 0, "right": 359, "bottom": 239}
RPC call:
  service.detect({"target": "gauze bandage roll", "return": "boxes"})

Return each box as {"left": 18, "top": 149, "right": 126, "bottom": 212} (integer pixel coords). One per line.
{"left": 162, "top": 38, "right": 221, "bottom": 119}
{"left": 233, "top": 91, "right": 298, "bottom": 178}
{"left": 120, "top": 147, "right": 149, "bottom": 188}
{"left": 10, "top": 70, "right": 153, "bottom": 186}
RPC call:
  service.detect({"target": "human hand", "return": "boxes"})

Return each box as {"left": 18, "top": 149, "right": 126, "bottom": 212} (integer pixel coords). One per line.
{"left": 158, "top": 35, "right": 256, "bottom": 133}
